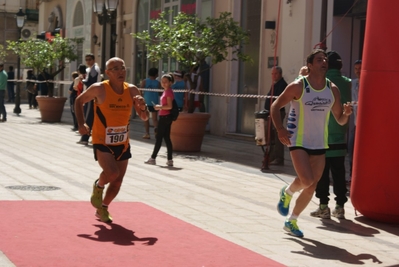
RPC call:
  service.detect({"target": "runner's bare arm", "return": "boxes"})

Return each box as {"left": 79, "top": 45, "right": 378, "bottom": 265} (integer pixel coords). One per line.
{"left": 75, "top": 83, "right": 104, "bottom": 135}
{"left": 130, "top": 85, "right": 149, "bottom": 121}
{"left": 270, "top": 81, "right": 302, "bottom": 146}
{"left": 330, "top": 84, "right": 352, "bottom": 126}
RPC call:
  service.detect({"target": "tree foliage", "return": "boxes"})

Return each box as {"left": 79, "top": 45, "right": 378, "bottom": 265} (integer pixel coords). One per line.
{"left": 7, "top": 35, "right": 79, "bottom": 97}
{"left": 7, "top": 35, "right": 79, "bottom": 75}
{"left": 0, "top": 44, "right": 7, "bottom": 63}
{"left": 133, "top": 11, "right": 252, "bottom": 70}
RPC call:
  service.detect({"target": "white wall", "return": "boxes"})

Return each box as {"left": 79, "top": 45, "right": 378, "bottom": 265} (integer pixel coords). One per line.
{"left": 280, "top": 0, "right": 319, "bottom": 84}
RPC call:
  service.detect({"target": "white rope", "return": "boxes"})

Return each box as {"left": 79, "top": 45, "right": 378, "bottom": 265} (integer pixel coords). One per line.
{"left": 138, "top": 88, "right": 277, "bottom": 99}
{"left": 8, "top": 78, "right": 360, "bottom": 104}
{"left": 9, "top": 79, "right": 72, "bottom": 85}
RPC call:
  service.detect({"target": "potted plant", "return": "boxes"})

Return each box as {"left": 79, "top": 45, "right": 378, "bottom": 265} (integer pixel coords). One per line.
{"left": 7, "top": 35, "right": 78, "bottom": 122}
{"left": 133, "top": 11, "right": 252, "bottom": 151}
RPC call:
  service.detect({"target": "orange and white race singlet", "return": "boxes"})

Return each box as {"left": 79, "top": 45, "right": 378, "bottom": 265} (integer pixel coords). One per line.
{"left": 91, "top": 81, "right": 133, "bottom": 149}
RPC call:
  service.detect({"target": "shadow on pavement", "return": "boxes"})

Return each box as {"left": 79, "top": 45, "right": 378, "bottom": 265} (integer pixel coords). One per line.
{"left": 286, "top": 237, "right": 383, "bottom": 265}
{"left": 316, "top": 218, "right": 380, "bottom": 237}
{"left": 355, "top": 216, "right": 399, "bottom": 237}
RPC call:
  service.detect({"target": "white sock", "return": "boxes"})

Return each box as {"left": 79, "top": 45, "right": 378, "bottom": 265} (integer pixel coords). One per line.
{"left": 96, "top": 181, "right": 104, "bottom": 188}
{"left": 285, "top": 186, "right": 294, "bottom": 196}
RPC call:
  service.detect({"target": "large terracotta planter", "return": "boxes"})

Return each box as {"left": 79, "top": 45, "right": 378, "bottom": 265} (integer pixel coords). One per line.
{"left": 171, "top": 112, "right": 211, "bottom": 152}
{"left": 36, "top": 96, "right": 67, "bottom": 123}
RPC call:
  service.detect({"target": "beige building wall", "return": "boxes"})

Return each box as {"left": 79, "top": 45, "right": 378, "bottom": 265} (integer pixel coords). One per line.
{"left": 210, "top": 0, "right": 236, "bottom": 136}
{"left": 38, "top": 1, "right": 66, "bottom": 35}
{"left": 117, "top": 0, "right": 136, "bottom": 84}
{"left": 258, "top": 0, "right": 285, "bottom": 110}
{"left": 279, "top": 0, "right": 321, "bottom": 84}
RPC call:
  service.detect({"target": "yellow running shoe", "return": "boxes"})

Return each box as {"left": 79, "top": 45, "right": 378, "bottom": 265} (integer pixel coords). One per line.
{"left": 90, "top": 179, "right": 103, "bottom": 209}
{"left": 284, "top": 219, "right": 304, "bottom": 237}
{"left": 95, "top": 207, "right": 113, "bottom": 223}
{"left": 277, "top": 186, "right": 292, "bottom": 216}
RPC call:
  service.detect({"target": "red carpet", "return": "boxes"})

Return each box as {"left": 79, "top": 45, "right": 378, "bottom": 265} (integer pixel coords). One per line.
{"left": 0, "top": 201, "right": 284, "bottom": 267}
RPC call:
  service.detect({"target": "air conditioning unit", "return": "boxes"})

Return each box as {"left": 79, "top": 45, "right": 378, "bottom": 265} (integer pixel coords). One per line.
{"left": 21, "top": 23, "right": 38, "bottom": 40}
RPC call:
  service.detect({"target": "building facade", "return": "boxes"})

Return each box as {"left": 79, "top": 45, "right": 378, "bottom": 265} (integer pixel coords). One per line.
{"left": 0, "top": 0, "right": 39, "bottom": 72}
{"left": 33, "top": 0, "right": 367, "bottom": 137}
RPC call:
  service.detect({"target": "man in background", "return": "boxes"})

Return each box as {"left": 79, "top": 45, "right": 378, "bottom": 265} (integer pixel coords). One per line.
{"left": 310, "top": 51, "right": 351, "bottom": 220}
{"left": 7, "top": 66, "right": 15, "bottom": 103}
{"left": 77, "top": 53, "right": 102, "bottom": 145}
{"left": 348, "top": 59, "right": 362, "bottom": 185}
{"left": 172, "top": 71, "right": 186, "bottom": 111}
{"left": 140, "top": 67, "right": 160, "bottom": 139}
{"left": 264, "top": 66, "right": 288, "bottom": 165}
{"left": 0, "top": 63, "right": 8, "bottom": 122}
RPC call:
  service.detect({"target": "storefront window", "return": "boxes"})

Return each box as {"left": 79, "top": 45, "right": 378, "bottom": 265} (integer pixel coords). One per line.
{"left": 181, "top": 0, "right": 196, "bottom": 14}
{"left": 150, "top": 0, "right": 162, "bottom": 19}
{"left": 136, "top": 0, "right": 212, "bottom": 82}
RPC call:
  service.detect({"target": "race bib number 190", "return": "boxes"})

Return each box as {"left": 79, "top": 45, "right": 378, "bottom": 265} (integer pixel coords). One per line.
{"left": 105, "top": 125, "right": 128, "bottom": 145}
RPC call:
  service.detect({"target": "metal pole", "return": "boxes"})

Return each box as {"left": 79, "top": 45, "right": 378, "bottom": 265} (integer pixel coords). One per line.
{"left": 13, "top": 28, "right": 21, "bottom": 115}
{"left": 100, "top": 5, "right": 107, "bottom": 74}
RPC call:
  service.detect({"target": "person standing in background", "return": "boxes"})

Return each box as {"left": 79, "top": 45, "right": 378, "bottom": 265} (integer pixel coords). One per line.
{"left": 145, "top": 73, "right": 175, "bottom": 167}
{"left": 7, "top": 66, "right": 15, "bottom": 103}
{"left": 140, "top": 67, "right": 160, "bottom": 139}
{"left": 26, "top": 70, "right": 38, "bottom": 109}
{"left": 77, "top": 53, "right": 101, "bottom": 145}
{"left": 189, "top": 65, "right": 202, "bottom": 113}
{"left": 265, "top": 66, "right": 288, "bottom": 166}
{"left": 74, "top": 64, "right": 87, "bottom": 97}
{"left": 0, "top": 63, "right": 8, "bottom": 122}
{"left": 310, "top": 51, "right": 351, "bottom": 220}
{"left": 69, "top": 71, "right": 79, "bottom": 131}
{"left": 348, "top": 60, "right": 362, "bottom": 185}
{"left": 172, "top": 70, "right": 186, "bottom": 111}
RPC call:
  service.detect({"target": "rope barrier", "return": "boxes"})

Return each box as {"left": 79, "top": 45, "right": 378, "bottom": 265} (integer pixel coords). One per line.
{"left": 8, "top": 79, "right": 73, "bottom": 85}
{"left": 9, "top": 79, "right": 359, "bottom": 105}
{"left": 9, "top": 78, "right": 279, "bottom": 99}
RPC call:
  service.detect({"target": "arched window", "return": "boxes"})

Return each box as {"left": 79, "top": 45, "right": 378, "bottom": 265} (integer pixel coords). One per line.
{"left": 73, "top": 2, "right": 84, "bottom": 27}
{"left": 72, "top": 1, "right": 84, "bottom": 64}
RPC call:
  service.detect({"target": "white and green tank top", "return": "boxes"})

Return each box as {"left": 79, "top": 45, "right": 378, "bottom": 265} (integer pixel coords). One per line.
{"left": 287, "top": 77, "right": 334, "bottom": 149}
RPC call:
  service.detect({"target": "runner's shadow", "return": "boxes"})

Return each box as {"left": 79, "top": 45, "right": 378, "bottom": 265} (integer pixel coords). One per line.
{"left": 316, "top": 218, "right": 380, "bottom": 237}
{"left": 77, "top": 223, "right": 158, "bottom": 246}
{"left": 355, "top": 216, "right": 399, "bottom": 237}
{"left": 286, "top": 237, "right": 382, "bottom": 264}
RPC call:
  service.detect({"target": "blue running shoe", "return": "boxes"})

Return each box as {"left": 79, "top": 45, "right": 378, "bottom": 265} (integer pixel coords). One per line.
{"left": 284, "top": 219, "right": 304, "bottom": 237}
{"left": 277, "top": 186, "right": 292, "bottom": 216}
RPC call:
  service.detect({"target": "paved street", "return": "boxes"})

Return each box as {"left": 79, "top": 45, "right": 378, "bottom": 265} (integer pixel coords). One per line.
{"left": 0, "top": 102, "right": 398, "bottom": 267}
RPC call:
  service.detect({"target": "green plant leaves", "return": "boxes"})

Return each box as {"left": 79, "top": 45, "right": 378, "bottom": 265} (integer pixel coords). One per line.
{"left": 0, "top": 44, "right": 7, "bottom": 62}
{"left": 6, "top": 35, "right": 79, "bottom": 75}
{"left": 132, "top": 11, "right": 252, "bottom": 70}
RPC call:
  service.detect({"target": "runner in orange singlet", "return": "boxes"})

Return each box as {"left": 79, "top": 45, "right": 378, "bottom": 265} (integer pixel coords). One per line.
{"left": 75, "top": 57, "right": 149, "bottom": 223}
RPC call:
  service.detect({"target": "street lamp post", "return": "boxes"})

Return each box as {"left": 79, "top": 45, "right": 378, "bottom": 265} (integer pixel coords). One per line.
{"left": 93, "top": 0, "right": 119, "bottom": 73}
{"left": 13, "top": 7, "right": 26, "bottom": 115}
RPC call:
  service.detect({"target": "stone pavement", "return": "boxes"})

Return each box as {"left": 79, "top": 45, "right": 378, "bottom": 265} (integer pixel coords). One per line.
{"left": 0, "top": 102, "right": 398, "bottom": 267}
